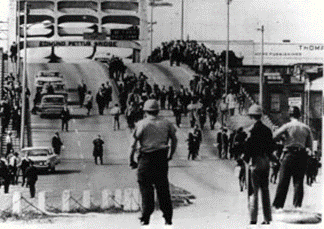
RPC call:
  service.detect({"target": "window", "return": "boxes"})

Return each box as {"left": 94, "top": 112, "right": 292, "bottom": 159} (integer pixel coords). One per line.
{"left": 271, "top": 94, "right": 280, "bottom": 112}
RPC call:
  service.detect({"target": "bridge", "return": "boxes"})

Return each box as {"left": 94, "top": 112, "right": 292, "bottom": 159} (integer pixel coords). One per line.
{"left": 8, "top": 0, "right": 149, "bottom": 62}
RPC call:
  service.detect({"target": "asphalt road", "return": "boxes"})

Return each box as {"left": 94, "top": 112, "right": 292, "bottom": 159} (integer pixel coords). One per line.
{"left": 0, "top": 60, "right": 320, "bottom": 219}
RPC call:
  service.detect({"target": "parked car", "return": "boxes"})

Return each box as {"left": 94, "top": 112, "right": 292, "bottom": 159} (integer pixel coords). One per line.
{"left": 39, "top": 94, "right": 67, "bottom": 118}
{"left": 19, "top": 147, "right": 60, "bottom": 172}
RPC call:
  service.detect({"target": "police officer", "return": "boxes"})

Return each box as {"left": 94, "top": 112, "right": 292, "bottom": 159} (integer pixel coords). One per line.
{"left": 243, "top": 104, "right": 278, "bottom": 225}
{"left": 129, "top": 99, "right": 177, "bottom": 226}
{"left": 25, "top": 160, "right": 38, "bottom": 198}
{"left": 272, "top": 106, "right": 313, "bottom": 210}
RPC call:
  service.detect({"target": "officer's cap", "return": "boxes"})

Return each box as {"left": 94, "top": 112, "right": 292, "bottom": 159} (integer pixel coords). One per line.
{"left": 289, "top": 106, "right": 301, "bottom": 118}
{"left": 143, "top": 99, "right": 159, "bottom": 111}
{"left": 248, "top": 104, "right": 262, "bottom": 115}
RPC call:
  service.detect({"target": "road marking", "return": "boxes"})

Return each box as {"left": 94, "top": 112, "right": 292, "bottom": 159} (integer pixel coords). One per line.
{"left": 75, "top": 129, "right": 79, "bottom": 134}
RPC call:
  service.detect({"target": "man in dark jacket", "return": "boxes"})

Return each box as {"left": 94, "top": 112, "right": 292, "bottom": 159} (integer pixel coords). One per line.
{"left": 0, "top": 159, "right": 10, "bottom": 193}
{"left": 93, "top": 135, "right": 105, "bottom": 165}
{"left": 26, "top": 160, "right": 38, "bottom": 198}
{"left": 61, "top": 106, "right": 71, "bottom": 131}
{"left": 52, "top": 132, "right": 63, "bottom": 155}
{"left": 243, "top": 104, "right": 278, "bottom": 225}
{"left": 20, "top": 158, "right": 30, "bottom": 187}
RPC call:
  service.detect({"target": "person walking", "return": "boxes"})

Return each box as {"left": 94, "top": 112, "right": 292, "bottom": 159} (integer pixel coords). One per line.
{"left": 111, "top": 104, "right": 121, "bottom": 131}
{"left": 5, "top": 131, "right": 13, "bottom": 158}
{"left": 84, "top": 91, "right": 93, "bottom": 116}
{"left": 0, "top": 158, "right": 10, "bottom": 194}
{"left": 129, "top": 99, "right": 177, "bottom": 226}
{"left": 25, "top": 160, "right": 38, "bottom": 198}
{"left": 60, "top": 105, "right": 71, "bottom": 131}
{"left": 52, "top": 132, "right": 63, "bottom": 155}
{"left": 19, "top": 157, "right": 30, "bottom": 187}
{"left": 96, "top": 89, "right": 106, "bottom": 115}
{"left": 93, "top": 135, "right": 104, "bottom": 165}
{"left": 242, "top": 104, "right": 278, "bottom": 225}
{"left": 77, "top": 81, "right": 87, "bottom": 108}
{"left": 272, "top": 106, "right": 313, "bottom": 210}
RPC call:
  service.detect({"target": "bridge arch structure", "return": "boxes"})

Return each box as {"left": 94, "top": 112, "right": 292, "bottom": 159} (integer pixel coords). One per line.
{"left": 8, "top": 0, "right": 149, "bottom": 62}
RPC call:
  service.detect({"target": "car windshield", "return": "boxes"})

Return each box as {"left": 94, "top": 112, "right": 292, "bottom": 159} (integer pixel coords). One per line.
{"left": 39, "top": 72, "right": 61, "bottom": 78}
{"left": 24, "top": 149, "right": 49, "bottom": 157}
{"left": 44, "top": 97, "right": 64, "bottom": 103}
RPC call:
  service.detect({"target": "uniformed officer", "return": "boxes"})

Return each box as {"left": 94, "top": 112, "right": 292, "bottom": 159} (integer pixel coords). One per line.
{"left": 243, "top": 104, "right": 278, "bottom": 225}
{"left": 272, "top": 106, "right": 313, "bottom": 210}
{"left": 129, "top": 99, "right": 178, "bottom": 226}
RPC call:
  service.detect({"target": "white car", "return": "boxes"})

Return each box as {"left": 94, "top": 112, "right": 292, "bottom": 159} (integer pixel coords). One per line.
{"left": 39, "top": 94, "right": 67, "bottom": 117}
{"left": 20, "top": 147, "right": 60, "bottom": 172}
{"left": 35, "top": 71, "right": 65, "bottom": 90}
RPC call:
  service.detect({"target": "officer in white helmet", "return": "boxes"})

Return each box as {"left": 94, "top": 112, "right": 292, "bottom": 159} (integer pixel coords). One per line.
{"left": 242, "top": 104, "right": 278, "bottom": 225}
{"left": 129, "top": 99, "right": 177, "bottom": 226}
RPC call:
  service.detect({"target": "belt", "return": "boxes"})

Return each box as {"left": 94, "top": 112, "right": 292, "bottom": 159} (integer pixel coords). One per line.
{"left": 287, "top": 146, "right": 305, "bottom": 151}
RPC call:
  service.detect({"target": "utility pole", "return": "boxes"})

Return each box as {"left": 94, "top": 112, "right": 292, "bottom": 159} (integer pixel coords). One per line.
{"left": 258, "top": 25, "right": 264, "bottom": 109}
{"left": 17, "top": 0, "right": 21, "bottom": 77}
{"left": 181, "top": 0, "right": 184, "bottom": 40}
{"left": 20, "top": 1, "right": 28, "bottom": 149}
{"left": 225, "top": 0, "right": 230, "bottom": 95}
{"left": 150, "top": 0, "right": 154, "bottom": 57}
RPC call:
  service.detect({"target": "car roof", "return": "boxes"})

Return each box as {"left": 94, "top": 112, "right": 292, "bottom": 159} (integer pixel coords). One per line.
{"left": 21, "top": 147, "right": 52, "bottom": 151}
{"left": 41, "top": 94, "right": 66, "bottom": 98}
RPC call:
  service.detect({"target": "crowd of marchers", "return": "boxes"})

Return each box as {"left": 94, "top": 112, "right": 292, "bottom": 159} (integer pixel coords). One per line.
{"left": 109, "top": 40, "right": 322, "bottom": 225}
{"left": 0, "top": 72, "right": 37, "bottom": 198}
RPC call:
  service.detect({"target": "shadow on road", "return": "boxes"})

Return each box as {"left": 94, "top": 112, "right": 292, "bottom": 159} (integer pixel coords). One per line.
{"left": 38, "top": 169, "right": 81, "bottom": 175}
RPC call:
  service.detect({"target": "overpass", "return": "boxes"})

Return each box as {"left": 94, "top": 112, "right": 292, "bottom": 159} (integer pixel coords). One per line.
{"left": 8, "top": 0, "right": 149, "bottom": 62}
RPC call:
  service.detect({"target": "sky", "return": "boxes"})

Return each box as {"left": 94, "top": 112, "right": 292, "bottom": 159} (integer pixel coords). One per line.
{"left": 0, "top": 0, "right": 323, "bottom": 52}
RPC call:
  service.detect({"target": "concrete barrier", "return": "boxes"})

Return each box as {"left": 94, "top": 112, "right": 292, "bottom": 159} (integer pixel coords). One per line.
{"left": 5, "top": 188, "right": 141, "bottom": 215}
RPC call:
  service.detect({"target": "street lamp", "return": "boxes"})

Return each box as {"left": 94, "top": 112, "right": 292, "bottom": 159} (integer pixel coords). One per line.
{"left": 257, "top": 25, "right": 264, "bottom": 109}
{"left": 20, "top": 0, "right": 28, "bottom": 149}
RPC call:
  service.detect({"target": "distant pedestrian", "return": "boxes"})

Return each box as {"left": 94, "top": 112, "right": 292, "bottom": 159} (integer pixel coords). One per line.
{"left": 77, "top": 81, "right": 87, "bottom": 108}
{"left": 10, "top": 42, "right": 17, "bottom": 63}
{"left": 220, "top": 95, "right": 228, "bottom": 127}
{"left": 9, "top": 152, "right": 20, "bottom": 185}
{"left": 52, "top": 132, "right": 63, "bottom": 155}
{"left": 110, "top": 104, "right": 121, "bottom": 131}
{"left": 84, "top": 91, "right": 93, "bottom": 116}
{"left": 25, "top": 160, "right": 38, "bottom": 198}
{"left": 272, "top": 106, "right": 313, "bottom": 210}
{"left": 129, "top": 99, "right": 177, "bottom": 226}
{"left": 60, "top": 106, "right": 70, "bottom": 131}
{"left": 96, "top": 89, "right": 105, "bottom": 115}
{"left": 19, "top": 157, "right": 30, "bottom": 187}
{"left": 93, "top": 135, "right": 104, "bottom": 165}
{"left": 0, "top": 158, "right": 10, "bottom": 193}
{"left": 226, "top": 89, "right": 236, "bottom": 117}
{"left": 6, "top": 131, "right": 13, "bottom": 158}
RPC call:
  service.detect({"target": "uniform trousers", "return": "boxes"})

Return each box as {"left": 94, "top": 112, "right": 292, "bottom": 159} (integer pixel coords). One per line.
{"left": 250, "top": 163, "right": 272, "bottom": 223}
{"left": 137, "top": 149, "right": 172, "bottom": 223}
{"left": 273, "top": 149, "right": 308, "bottom": 208}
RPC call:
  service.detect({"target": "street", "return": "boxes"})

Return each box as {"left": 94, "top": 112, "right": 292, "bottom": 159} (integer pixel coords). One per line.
{"left": 0, "top": 60, "right": 321, "bottom": 228}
